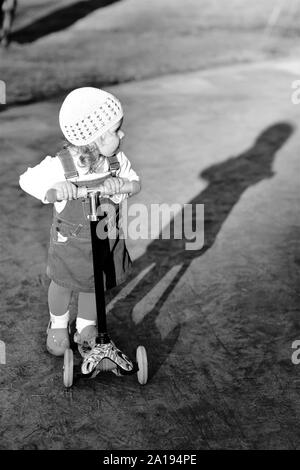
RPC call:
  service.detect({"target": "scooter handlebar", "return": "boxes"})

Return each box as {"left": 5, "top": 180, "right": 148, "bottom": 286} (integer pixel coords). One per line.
{"left": 46, "top": 186, "right": 101, "bottom": 203}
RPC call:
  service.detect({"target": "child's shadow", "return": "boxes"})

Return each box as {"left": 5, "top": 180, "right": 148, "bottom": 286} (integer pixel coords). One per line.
{"left": 107, "top": 122, "right": 294, "bottom": 379}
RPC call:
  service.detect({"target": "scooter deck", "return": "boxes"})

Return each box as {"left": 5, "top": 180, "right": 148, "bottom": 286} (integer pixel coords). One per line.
{"left": 71, "top": 339, "right": 138, "bottom": 382}
{"left": 81, "top": 339, "right": 138, "bottom": 375}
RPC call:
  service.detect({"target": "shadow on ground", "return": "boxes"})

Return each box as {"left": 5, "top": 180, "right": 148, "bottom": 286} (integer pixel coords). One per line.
{"left": 11, "top": 0, "right": 121, "bottom": 44}
{"left": 101, "top": 122, "right": 294, "bottom": 380}
{"left": 0, "top": 121, "right": 295, "bottom": 449}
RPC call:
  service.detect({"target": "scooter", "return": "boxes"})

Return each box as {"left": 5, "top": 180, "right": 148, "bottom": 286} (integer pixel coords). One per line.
{"left": 48, "top": 186, "right": 148, "bottom": 388}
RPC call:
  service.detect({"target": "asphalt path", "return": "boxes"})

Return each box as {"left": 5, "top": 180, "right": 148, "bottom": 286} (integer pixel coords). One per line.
{"left": 0, "top": 59, "right": 300, "bottom": 449}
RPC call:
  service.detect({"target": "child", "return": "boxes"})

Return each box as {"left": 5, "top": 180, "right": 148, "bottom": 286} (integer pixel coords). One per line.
{"left": 19, "top": 87, "right": 141, "bottom": 357}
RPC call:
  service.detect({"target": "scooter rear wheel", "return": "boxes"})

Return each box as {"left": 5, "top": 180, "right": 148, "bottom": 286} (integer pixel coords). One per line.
{"left": 136, "top": 345, "right": 148, "bottom": 385}
{"left": 63, "top": 348, "right": 73, "bottom": 388}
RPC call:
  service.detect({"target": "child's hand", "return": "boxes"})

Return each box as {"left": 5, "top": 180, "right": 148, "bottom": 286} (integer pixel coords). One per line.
{"left": 99, "top": 177, "right": 124, "bottom": 196}
{"left": 50, "top": 181, "right": 78, "bottom": 201}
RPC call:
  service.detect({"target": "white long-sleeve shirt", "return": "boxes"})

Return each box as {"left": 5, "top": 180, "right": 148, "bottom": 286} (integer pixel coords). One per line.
{"left": 19, "top": 150, "right": 140, "bottom": 213}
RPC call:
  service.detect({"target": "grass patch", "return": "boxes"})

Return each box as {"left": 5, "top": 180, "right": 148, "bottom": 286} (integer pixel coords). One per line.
{"left": 1, "top": 0, "right": 300, "bottom": 107}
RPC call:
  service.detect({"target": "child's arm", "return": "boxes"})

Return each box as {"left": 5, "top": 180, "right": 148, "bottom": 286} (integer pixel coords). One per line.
{"left": 19, "top": 156, "right": 66, "bottom": 203}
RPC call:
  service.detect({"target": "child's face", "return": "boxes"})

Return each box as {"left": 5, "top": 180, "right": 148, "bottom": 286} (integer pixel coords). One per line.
{"left": 94, "top": 120, "right": 124, "bottom": 157}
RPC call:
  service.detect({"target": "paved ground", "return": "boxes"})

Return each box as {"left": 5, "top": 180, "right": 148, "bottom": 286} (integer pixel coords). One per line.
{"left": 0, "top": 59, "right": 300, "bottom": 449}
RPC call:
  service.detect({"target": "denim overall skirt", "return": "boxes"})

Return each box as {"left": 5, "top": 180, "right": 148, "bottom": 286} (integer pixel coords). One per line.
{"left": 46, "top": 196, "right": 132, "bottom": 293}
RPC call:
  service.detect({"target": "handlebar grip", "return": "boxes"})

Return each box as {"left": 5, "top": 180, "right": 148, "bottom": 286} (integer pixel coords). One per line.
{"left": 46, "top": 186, "right": 88, "bottom": 203}
{"left": 46, "top": 186, "right": 94, "bottom": 203}
{"left": 77, "top": 186, "right": 88, "bottom": 198}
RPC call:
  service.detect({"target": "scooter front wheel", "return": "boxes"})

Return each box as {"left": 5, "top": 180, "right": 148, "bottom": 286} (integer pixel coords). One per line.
{"left": 136, "top": 345, "right": 148, "bottom": 385}
{"left": 63, "top": 348, "right": 73, "bottom": 388}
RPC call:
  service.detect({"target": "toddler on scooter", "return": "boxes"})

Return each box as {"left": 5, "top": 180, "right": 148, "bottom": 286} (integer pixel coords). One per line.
{"left": 19, "top": 87, "right": 141, "bottom": 357}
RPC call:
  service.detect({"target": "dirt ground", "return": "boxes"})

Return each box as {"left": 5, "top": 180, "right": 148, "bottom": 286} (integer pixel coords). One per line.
{"left": 0, "top": 57, "right": 299, "bottom": 450}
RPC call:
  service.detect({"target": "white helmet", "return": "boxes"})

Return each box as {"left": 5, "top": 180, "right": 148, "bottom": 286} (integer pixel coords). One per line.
{"left": 59, "top": 87, "right": 123, "bottom": 146}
